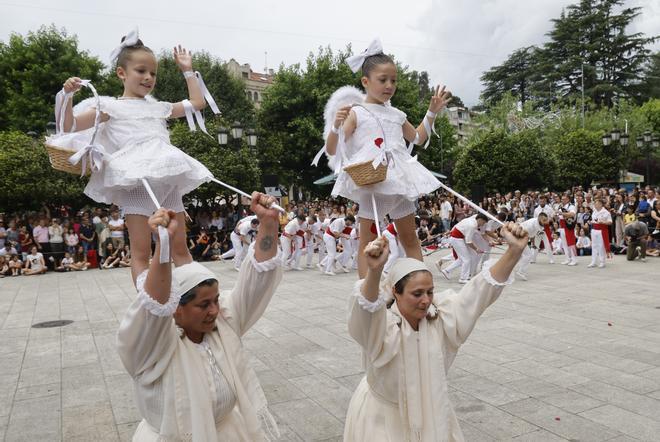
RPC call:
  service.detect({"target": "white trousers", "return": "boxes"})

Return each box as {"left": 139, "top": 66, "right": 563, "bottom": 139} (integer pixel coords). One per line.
{"left": 590, "top": 230, "right": 606, "bottom": 266}
{"left": 322, "top": 233, "right": 338, "bottom": 272}
{"left": 338, "top": 237, "right": 352, "bottom": 267}
{"left": 532, "top": 232, "right": 553, "bottom": 262}
{"left": 306, "top": 236, "right": 316, "bottom": 266}
{"left": 221, "top": 232, "right": 243, "bottom": 269}
{"left": 517, "top": 246, "right": 534, "bottom": 276}
{"left": 448, "top": 237, "right": 477, "bottom": 281}
{"left": 471, "top": 233, "right": 491, "bottom": 273}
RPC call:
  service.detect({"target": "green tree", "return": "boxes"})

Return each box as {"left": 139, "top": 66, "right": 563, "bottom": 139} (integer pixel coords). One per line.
{"left": 639, "top": 52, "right": 660, "bottom": 100}
{"left": 0, "top": 131, "right": 88, "bottom": 210}
{"left": 169, "top": 121, "right": 261, "bottom": 205}
{"left": 0, "top": 26, "right": 105, "bottom": 133}
{"left": 453, "top": 129, "right": 556, "bottom": 193}
{"left": 480, "top": 47, "right": 541, "bottom": 106}
{"left": 552, "top": 128, "right": 618, "bottom": 188}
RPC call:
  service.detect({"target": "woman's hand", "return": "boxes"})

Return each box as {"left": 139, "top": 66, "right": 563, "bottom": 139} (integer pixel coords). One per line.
{"left": 428, "top": 85, "right": 452, "bottom": 114}
{"left": 250, "top": 192, "right": 279, "bottom": 226}
{"left": 364, "top": 236, "right": 390, "bottom": 271}
{"left": 63, "top": 77, "right": 83, "bottom": 94}
{"left": 499, "top": 222, "right": 528, "bottom": 252}
{"left": 333, "top": 105, "right": 352, "bottom": 130}
{"left": 148, "top": 208, "right": 178, "bottom": 238}
{"left": 173, "top": 45, "right": 193, "bottom": 72}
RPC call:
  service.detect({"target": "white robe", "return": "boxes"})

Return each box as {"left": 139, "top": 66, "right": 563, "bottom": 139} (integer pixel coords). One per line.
{"left": 344, "top": 262, "right": 513, "bottom": 441}
{"left": 117, "top": 247, "right": 283, "bottom": 441}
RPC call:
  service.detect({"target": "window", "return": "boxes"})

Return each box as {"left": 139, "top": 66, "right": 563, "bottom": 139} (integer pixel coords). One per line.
{"left": 242, "top": 72, "right": 248, "bottom": 79}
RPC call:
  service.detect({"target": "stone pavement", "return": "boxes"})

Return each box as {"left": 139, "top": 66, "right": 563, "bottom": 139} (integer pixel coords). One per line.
{"left": 0, "top": 251, "right": 658, "bottom": 441}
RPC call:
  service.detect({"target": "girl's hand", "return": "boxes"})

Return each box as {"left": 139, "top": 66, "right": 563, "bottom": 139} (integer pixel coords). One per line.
{"left": 148, "top": 208, "right": 178, "bottom": 238}
{"left": 428, "top": 85, "right": 452, "bottom": 114}
{"left": 364, "top": 236, "right": 389, "bottom": 271}
{"left": 173, "top": 45, "right": 193, "bottom": 72}
{"left": 63, "top": 77, "right": 83, "bottom": 94}
{"left": 333, "top": 105, "right": 352, "bottom": 130}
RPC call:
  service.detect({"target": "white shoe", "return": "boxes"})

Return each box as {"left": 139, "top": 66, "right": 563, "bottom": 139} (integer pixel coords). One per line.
{"left": 440, "top": 269, "right": 450, "bottom": 280}
{"left": 561, "top": 260, "right": 569, "bottom": 265}
{"left": 316, "top": 263, "right": 323, "bottom": 271}
{"left": 435, "top": 261, "right": 443, "bottom": 272}
{"left": 530, "top": 260, "right": 536, "bottom": 264}
{"left": 568, "top": 260, "right": 578, "bottom": 266}
{"left": 598, "top": 263, "right": 605, "bottom": 268}
{"left": 549, "top": 259, "right": 554, "bottom": 264}
{"left": 641, "top": 257, "right": 646, "bottom": 262}
{"left": 340, "top": 265, "right": 350, "bottom": 273}
{"left": 515, "top": 271, "right": 528, "bottom": 281}
{"left": 458, "top": 279, "right": 469, "bottom": 284}
{"left": 587, "top": 263, "right": 596, "bottom": 268}
{"left": 306, "top": 264, "right": 313, "bottom": 269}
{"left": 293, "top": 267, "right": 304, "bottom": 271}
{"left": 324, "top": 270, "right": 336, "bottom": 276}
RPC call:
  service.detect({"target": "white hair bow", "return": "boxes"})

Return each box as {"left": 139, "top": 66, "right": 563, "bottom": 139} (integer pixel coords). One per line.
{"left": 346, "top": 38, "right": 383, "bottom": 73}
{"left": 109, "top": 27, "right": 140, "bottom": 64}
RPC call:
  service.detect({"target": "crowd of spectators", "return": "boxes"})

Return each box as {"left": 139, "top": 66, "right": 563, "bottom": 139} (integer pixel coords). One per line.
{"left": 1, "top": 184, "right": 658, "bottom": 277}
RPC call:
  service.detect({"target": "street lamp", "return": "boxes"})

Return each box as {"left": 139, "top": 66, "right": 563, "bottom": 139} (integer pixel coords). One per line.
{"left": 230, "top": 121, "right": 243, "bottom": 139}
{"left": 246, "top": 128, "right": 257, "bottom": 148}
{"left": 636, "top": 131, "right": 659, "bottom": 185}
{"left": 46, "top": 121, "right": 57, "bottom": 136}
{"left": 217, "top": 126, "right": 229, "bottom": 145}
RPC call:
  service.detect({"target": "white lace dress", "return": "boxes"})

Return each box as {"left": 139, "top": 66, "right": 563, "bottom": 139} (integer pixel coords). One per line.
{"left": 331, "top": 103, "right": 440, "bottom": 217}
{"left": 83, "top": 97, "right": 212, "bottom": 216}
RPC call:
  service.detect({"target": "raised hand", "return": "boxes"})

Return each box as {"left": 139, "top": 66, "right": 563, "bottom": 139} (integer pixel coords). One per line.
{"left": 148, "top": 208, "right": 178, "bottom": 238}
{"left": 428, "top": 85, "right": 452, "bottom": 114}
{"left": 63, "top": 77, "right": 83, "bottom": 94}
{"left": 333, "top": 105, "right": 352, "bottom": 130}
{"left": 173, "top": 45, "right": 193, "bottom": 72}
{"left": 364, "top": 236, "right": 390, "bottom": 271}
{"left": 499, "top": 222, "right": 528, "bottom": 252}
{"left": 250, "top": 192, "right": 279, "bottom": 225}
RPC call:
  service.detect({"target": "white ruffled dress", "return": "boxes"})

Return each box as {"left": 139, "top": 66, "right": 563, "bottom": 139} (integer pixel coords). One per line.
{"left": 83, "top": 97, "right": 212, "bottom": 215}
{"left": 331, "top": 103, "right": 440, "bottom": 213}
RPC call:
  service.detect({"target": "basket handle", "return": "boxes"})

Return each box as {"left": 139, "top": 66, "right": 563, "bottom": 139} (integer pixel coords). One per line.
{"left": 54, "top": 80, "right": 102, "bottom": 138}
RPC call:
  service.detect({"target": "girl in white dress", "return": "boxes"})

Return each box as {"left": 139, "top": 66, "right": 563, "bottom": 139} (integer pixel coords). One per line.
{"left": 59, "top": 34, "right": 213, "bottom": 284}
{"left": 319, "top": 38, "right": 452, "bottom": 278}
{"left": 344, "top": 223, "right": 529, "bottom": 441}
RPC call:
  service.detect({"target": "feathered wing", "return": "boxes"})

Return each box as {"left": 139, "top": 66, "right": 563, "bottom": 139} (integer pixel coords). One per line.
{"left": 315, "top": 86, "right": 365, "bottom": 170}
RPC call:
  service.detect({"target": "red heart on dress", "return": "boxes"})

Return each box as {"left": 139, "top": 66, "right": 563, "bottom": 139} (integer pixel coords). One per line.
{"left": 374, "top": 138, "right": 383, "bottom": 148}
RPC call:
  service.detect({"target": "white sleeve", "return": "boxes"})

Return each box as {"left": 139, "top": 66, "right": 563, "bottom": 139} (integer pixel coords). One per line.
{"left": 436, "top": 259, "right": 514, "bottom": 370}
{"left": 347, "top": 280, "right": 400, "bottom": 367}
{"left": 116, "top": 270, "right": 179, "bottom": 380}
{"left": 221, "top": 244, "right": 284, "bottom": 336}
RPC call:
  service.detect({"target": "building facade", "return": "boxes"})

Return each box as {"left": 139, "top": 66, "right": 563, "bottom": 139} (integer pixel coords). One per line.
{"left": 225, "top": 59, "right": 274, "bottom": 109}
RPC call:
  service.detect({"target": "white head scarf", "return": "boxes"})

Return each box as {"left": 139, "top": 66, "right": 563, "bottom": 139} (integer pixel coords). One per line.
{"left": 173, "top": 261, "right": 218, "bottom": 302}
{"left": 346, "top": 38, "right": 384, "bottom": 73}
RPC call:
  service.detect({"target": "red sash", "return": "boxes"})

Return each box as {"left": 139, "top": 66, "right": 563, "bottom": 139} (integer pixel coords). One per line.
{"left": 342, "top": 227, "right": 353, "bottom": 235}
{"left": 325, "top": 227, "right": 333, "bottom": 236}
{"left": 450, "top": 228, "right": 464, "bottom": 239}
{"left": 593, "top": 224, "right": 611, "bottom": 253}
{"left": 370, "top": 223, "right": 378, "bottom": 235}
{"left": 386, "top": 224, "right": 397, "bottom": 236}
{"left": 452, "top": 248, "right": 458, "bottom": 259}
{"left": 296, "top": 230, "right": 306, "bottom": 248}
{"left": 559, "top": 219, "right": 576, "bottom": 246}
{"left": 544, "top": 224, "right": 552, "bottom": 244}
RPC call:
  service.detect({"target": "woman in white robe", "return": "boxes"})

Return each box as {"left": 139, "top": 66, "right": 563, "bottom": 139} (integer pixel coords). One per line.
{"left": 117, "top": 193, "right": 283, "bottom": 442}
{"left": 344, "top": 222, "right": 528, "bottom": 441}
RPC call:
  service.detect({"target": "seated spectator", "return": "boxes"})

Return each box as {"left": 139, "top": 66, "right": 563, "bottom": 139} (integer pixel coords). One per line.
{"left": 19, "top": 226, "right": 35, "bottom": 261}
{"left": 70, "top": 246, "right": 90, "bottom": 271}
{"left": 576, "top": 228, "right": 592, "bottom": 256}
{"left": 651, "top": 200, "right": 660, "bottom": 237}
{"left": 5, "top": 221, "right": 19, "bottom": 252}
{"left": 8, "top": 255, "right": 22, "bottom": 276}
{"left": 119, "top": 245, "right": 131, "bottom": 268}
{"left": 551, "top": 232, "right": 563, "bottom": 254}
{"left": 636, "top": 194, "right": 651, "bottom": 225}
{"left": 24, "top": 246, "right": 47, "bottom": 275}
{"left": 101, "top": 242, "right": 121, "bottom": 269}
{"left": 0, "top": 256, "right": 9, "bottom": 277}
{"left": 207, "top": 241, "right": 224, "bottom": 261}
{"left": 56, "top": 252, "right": 75, "bottom": 272}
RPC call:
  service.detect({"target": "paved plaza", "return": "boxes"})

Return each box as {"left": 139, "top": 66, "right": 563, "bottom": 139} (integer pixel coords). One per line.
{"left": 0, "top": 251, "right": 658, "bottom": 441}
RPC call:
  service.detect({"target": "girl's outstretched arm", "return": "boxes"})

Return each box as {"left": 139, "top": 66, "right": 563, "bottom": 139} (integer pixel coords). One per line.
{"left": 402, "top": 84, "right": 452, "bottom": 144}
{"left": 170, "top": 45, "right": 206, "bottom": 118}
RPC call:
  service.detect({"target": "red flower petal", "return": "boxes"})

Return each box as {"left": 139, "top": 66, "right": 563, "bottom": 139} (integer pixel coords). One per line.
{"left": 374, "top": 137, "right": 383, "bottom": 148}
{"left": 607, "top": 322, "right": 612, "bottom": 326}
{"left": 554, "top": 417, "right": 561, "bottom": 421}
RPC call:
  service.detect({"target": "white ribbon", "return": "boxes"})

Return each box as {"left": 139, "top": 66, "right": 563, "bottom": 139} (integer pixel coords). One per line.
{"left": 407, "top": 112, "right": 439, "bottom": 154}
{"left": 54, "top": 89, "right": 74, "bottom": 134}
{"left": 141, "top": 179, "right": 171, "bottom": 264}
{"left": 181, "top": 72, "right": 221, "bottom": 136}
{"left": 346, "top": 38, "right": 383, "bottom": 73}
{"left": 68, "top": 142, "right": 106, "bottom": 177}
{"left": 109, "top": 27, "right": 139, "bottom": 64}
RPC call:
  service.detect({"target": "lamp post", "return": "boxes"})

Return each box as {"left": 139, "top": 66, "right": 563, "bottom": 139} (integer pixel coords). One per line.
{"left": 636, "top": 131, "right": 659, "bottom": 185}
{"left": 602, "top": 128, "right": 629, "bottom": 183}
{"left": 46, "top": 121, "right": 57, "bottom": 136}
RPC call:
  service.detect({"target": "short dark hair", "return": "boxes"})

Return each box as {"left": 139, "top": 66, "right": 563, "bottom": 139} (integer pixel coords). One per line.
{"left": 345, "top": 214, "right": 356, "bottom": 223}
{"left": 362, "top": 53, "right": 395, "bottom": 77}
{"left": 476, "top": 213, "right": 489, "bottom": 222}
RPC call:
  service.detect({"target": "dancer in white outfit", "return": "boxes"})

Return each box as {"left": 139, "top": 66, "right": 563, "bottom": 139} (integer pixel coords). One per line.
{"left": 557, "top": 195, "right": 578, "bottom": 266}
{"left": 305, "top": 215, "right": 320, "bottom": 269}
{"left": 442, "top": 214, "right": 488, "bottom": 284}
{"left": 321, "top": 215, "right": 355, "bottom": 275}
{"left": 588, "top": 199, "right": 612, "bottom": 268}
{"left": 532, "top": 195, "right": 555, "bottom": 264}
{"left": 383, "top": 222, "right": 406, "bottom": 274}
{"left": 280, "top": 214, "right": 306, "bottom": 270}
{"left": 515, "top": 213, "right": 550, "bottom": 281}
{"left": 222, "top": 215, "right": 258, "bottom": 270}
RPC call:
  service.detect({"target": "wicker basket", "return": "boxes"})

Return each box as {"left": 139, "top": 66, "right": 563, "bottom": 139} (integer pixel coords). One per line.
{"left": 45, "top": 143, "right": 91, "bottom": 176}
{"left": 343, "top": 160, "right": 387, "bottom": 186}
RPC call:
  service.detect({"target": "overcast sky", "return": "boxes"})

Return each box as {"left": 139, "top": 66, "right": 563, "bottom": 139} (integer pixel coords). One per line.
{"left": 1, "top": 0, "right": 658, "bottom": 106}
